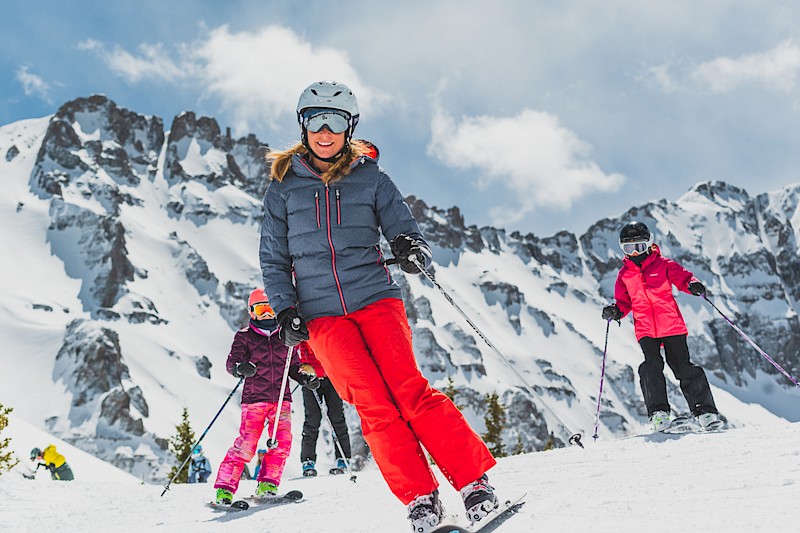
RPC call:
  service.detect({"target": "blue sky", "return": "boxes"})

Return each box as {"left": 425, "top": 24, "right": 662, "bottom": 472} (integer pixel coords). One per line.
{"left": 4, "top": 1, "right": 800, "bottom": 236}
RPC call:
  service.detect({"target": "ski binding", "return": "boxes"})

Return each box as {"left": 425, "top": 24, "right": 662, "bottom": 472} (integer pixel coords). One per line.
{"left": 207, "top": 499, "right": 249, "bottom": 512}
{"left": 244, "top": 489, "right": 304, "bottom": 504}
{"left": 430, "top": 492, "right": 526, "bottom": 533}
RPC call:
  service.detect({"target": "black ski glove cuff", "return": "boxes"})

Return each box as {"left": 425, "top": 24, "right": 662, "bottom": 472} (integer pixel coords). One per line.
{"left": 302, "top": 375, "right": 321, "bottom": 390}
{"left": 234, "top": 361, "right": 257, "bottom": 378}
{"left": 688, "top": 281, "right": 706, "bottom": 296}
{"left": 390, "top": 234, "right": 431, "bottom": 275}
{"left": 602, "top": 304, "right": 623, "bottom": 321}
{"left": 277, "top": 307, "right": 310, "bottom": 347}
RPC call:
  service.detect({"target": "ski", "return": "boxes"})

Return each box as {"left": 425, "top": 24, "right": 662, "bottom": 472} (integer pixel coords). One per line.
{"left": 328, "top": 467, "right": 345, "bottom": 475}
{"left": 430, "top": 493, "right": 526, "bottom": 533}
{"left": 244, "top": 489, "right": 304, "bottom": 505}
{"left": 206, "top": 500, "right": 250, "bottom": 512}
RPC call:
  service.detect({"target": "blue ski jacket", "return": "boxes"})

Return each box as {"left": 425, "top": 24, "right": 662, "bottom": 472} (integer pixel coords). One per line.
{"left": 260, "top": 145, "right": 430, "bottom": 321}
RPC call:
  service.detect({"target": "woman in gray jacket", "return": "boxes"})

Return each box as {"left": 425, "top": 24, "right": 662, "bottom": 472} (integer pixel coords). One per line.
{"left": 260, "top": 81, "right": 498, "bottom": 532}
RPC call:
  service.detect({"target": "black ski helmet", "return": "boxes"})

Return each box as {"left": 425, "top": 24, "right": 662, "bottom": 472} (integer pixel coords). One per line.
{"left": 30, "top": 447, "right": 42, "bottom": 459}
{"left": 619, "top": 221, "right": 651, "bottom": 243}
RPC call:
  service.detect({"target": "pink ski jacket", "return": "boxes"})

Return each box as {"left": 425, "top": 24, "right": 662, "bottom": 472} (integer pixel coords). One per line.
{"left": 614, "top": 245, "right": 697, "bottom": 341}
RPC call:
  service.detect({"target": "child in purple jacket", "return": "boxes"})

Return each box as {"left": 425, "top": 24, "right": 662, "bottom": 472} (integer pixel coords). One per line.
{"left": 213, "top": 288, "right": 319, "bottom": 505}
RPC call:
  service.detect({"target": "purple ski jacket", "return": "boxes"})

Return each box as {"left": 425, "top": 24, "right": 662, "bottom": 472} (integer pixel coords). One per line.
{"left": 225, "top": 323, "right": 303, "bottom": 404}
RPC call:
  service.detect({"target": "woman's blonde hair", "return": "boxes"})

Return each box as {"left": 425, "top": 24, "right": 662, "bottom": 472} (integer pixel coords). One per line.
{"left": 266, "top": 140, "right": 372, "bottom": 186}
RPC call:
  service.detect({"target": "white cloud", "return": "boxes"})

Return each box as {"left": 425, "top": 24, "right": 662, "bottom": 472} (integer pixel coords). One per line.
{"left": 644, "top": 40, "right": 800, "bottom": 94}
{"left": 15, "top": 66, "right": 53, "bottom": 103}
{"left": 79, "top": 26, "right": 387, "bottom": 134}
{"left": 692, "top": 39, "right": 800, "bottom": 92}
{"left": 78, "top": 39, "right": 187, "bottom": 83}
{"left": 195, "top": 25, "right": 389, "bottom": 134}
{"left": 427, "top": 105, "right": 626, "bottom": 224}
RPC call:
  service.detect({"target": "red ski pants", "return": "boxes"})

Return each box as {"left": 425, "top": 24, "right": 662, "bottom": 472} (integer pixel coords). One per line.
{"left": 307, "top": 297, "right": 496, "bottom": 504}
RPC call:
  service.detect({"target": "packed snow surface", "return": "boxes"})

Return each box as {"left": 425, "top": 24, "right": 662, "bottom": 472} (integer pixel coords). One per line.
{"left": 1, "top": 416, "right": 797, "bottom": 532}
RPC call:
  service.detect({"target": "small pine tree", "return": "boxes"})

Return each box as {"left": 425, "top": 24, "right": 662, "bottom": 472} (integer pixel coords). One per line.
{"left": 512, "top": 433, "right": 525, "bottom": 455}
{"left": 542, "top": 432, "right": 556, "bottom": 451}
{"left": 442, "top": 376, "right": 465, "bottom": 410}
{"left": 0, "top": 402, "right": 19, "bottom": 475}
{"left": 482, "top": 392, "right": 507, "bottom": 458}
{"left": 167, "top": 407, "right": 196, "bottom": 484}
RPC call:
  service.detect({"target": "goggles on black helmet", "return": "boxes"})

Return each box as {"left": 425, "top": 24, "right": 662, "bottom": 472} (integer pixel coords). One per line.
{"left": 619, "top": 233, "right": 654, "bottom": 256}
{"left": 301, "top": 108, "right": 351, "bottom": 134}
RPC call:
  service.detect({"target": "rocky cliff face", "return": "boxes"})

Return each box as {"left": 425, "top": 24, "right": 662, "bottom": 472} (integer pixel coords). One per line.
{"left": 18, "top": 95, "right": 274, "bottom": 481}
{"left": 402, "top": 182, "right": 800, "bottom": 447}
{"left": 5, "top": 95, "right": 799, "bottom": 481}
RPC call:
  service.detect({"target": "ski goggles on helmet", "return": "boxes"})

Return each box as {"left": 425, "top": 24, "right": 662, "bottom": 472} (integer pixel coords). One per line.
{"left": 300, "top": 108, "right": 351, "bottom": 134}
{"left": 619, "top": 234, "right": 654, "bottom": 256}
{"left": 249, "top": 302, "right": 275, "bottom": 318}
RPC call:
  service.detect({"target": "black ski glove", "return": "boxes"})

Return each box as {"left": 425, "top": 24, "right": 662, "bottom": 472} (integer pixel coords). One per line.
{"left": 301, "top": 374, "right": 321, "bottom": 391}
{"left": 602, "top": 304, "right": 623, "bottom": 321}
{"left": 233, "top": 361, "right": 257, "bottom": 378}
{"left": 277, "top": 307, "right": 309, "bottom": 347}
{"left": 390, "top": 234, "right": 427, "bottom": 274}
{"left": 688, "top": 281, "right": 706, "bottom": 296}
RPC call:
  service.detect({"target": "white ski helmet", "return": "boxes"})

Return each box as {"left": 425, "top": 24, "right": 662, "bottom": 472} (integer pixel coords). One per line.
{"left": 296, "top": 80, "right": 359, "bottom": 123}
{"left": 296, "top": 81, "right": 360, "bottom": 162}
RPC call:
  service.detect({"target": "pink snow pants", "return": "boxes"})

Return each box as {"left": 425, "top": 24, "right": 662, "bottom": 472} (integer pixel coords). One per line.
{"left": 307, "top": 297, "right": 496, "bottom": 505}
{"left": 213, "top": 401, "right": 292, "bottom": 493}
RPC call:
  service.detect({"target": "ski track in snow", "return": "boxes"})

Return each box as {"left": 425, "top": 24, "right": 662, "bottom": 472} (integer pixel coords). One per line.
{"left": 1, "top": 422, "right": 798, "bottom": 532}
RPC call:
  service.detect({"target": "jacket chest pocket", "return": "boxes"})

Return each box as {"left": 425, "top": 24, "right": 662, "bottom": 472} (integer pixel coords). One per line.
{"left": 286, "top": 189, "right": 326, "bottom": 233}
{"left": 643, "top": 271, "right": 668, "bottom": 290}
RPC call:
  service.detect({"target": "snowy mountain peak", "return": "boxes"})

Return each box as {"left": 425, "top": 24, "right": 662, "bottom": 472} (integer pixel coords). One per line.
{"left": 1, "top": 97, "right": 799, "bottom": 484}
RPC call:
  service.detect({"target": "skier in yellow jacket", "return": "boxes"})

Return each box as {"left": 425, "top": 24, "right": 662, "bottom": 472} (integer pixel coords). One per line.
{"left": 30, "top": 445, "right": 74, "bottom": 480}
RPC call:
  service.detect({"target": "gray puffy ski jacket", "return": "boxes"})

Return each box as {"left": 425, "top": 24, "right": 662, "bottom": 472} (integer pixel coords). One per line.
{"left": 260, "top": 146, "right": 430, "bottom": 321}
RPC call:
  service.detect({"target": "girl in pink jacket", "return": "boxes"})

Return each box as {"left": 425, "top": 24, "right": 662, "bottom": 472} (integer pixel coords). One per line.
{"left": 602, "top": 221, "right": 722, "bottom": 432}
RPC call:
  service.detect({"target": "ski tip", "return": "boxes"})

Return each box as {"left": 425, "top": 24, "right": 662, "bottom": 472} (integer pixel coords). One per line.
{"left": 284, "top": 489, "right": 303, "bottom": 501}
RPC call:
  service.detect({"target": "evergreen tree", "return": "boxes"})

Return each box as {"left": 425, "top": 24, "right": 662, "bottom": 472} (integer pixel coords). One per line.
{"left": 512, "top": 433, "right": 526, "bottom": 455}
{"left": 542, "top": 432, "right": 556, "bottom": 451}
{"left": 442, "top": 376, "right": 464, "bottom": 410}
{"left": 167, "top": 407, "right": 196, "bottom": 484}
{"left": 0, "top": 402, "right": 19, "bottom": 475}
{"left": 482, "top": 392, "right": 507, "bottom": 458}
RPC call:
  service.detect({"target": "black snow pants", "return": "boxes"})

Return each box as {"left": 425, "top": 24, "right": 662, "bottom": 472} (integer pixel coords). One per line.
{"left": 638, "top": 334, "right": 718, "bottom": 417}
{"left": 48, "top": 462, "right": 74, "bottom": 481}
{"left": 300, "top": 377, "right": 352, "bottom": 462}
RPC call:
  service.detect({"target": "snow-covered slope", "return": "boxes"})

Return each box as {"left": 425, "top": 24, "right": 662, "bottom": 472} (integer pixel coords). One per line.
{"left": 1, "top": 96, "right": 799, "bottom": 483}
{"left": 3, "top": 414, "right": 138, "bottom": 484}
{"left": 1, "top": 420, "right": 797, "bottom": 532}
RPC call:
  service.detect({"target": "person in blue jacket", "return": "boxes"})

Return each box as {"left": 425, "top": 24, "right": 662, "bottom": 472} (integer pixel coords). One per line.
{"left": 259, "top": 80, "right": 497, "bottom": 533}
{"left": 188, "top": 445, "right": 212, "bottom": 483}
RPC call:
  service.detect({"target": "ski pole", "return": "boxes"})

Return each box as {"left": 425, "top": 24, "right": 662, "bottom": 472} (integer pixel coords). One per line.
{"left": 160, "top": 377, "right": 244, "bottom": 497}
{"left": 703, "top": 295, "right": 800, "bottom": 387}
{"left": 267, "top": 345, "right": 295, "bottom": 448}
{"left": 592, "top": 320, "right": 612, "bottom": 441}
{"left": 394, "top": 255, "right": 584, "bottom": 448}
{"left": 312, "top": 388, "right": 357, "bottom": 483}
